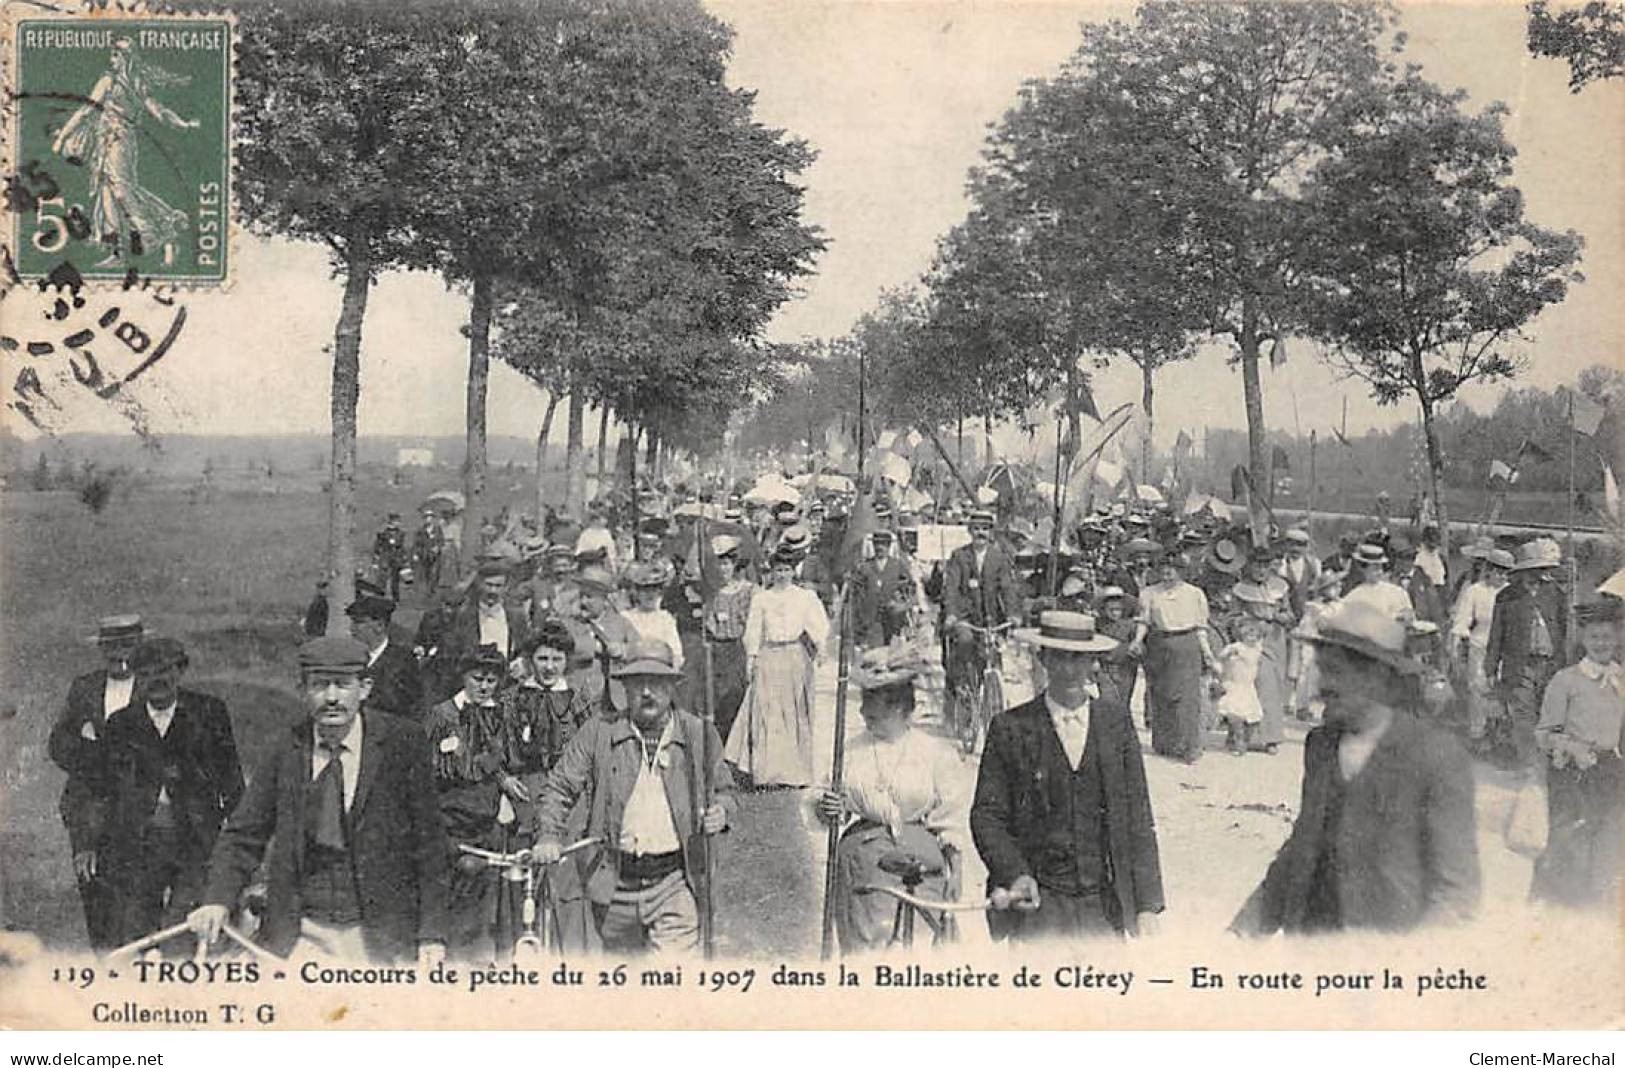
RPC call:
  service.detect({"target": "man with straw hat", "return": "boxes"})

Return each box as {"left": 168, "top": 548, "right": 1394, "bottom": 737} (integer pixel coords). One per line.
{"left": 972, "top": 611, "right": 1165, "bottom": 942}
{"left": 49, "top": 613, "right": 146, "bottom": 950}
{"left": 1486, "top": 537, "right": 1569, "bottom": 772}
{"left": 1449, "top": 546, "right": 1513, "bottom": 743}
{"left": 1231, "top": 601, "right": 1480, "bottom": 935}
{"left": 532, "top": 640, "right": 732, "bottom": 954}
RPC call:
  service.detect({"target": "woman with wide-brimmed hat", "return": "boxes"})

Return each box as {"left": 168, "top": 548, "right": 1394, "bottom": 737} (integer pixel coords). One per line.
{"left": 1128, "top": 551, "right": 1217, "bottom": 763}
{"left": 726, "top": 544, "right": 830, "bottom": 787}
{"left": 815, "top": 645, "right": 968, "bottom": 951}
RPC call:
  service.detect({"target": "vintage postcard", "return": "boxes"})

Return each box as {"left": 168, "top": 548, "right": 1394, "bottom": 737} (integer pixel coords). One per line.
{"left": 0, "top": 0, "right": 1621, "bottom": 1035}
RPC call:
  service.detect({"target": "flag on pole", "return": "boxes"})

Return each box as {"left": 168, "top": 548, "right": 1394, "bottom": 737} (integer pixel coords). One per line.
{"left": 1605, "top": 464, "right": 1620, "bottom": 518}
{"left": 1517, "top": 439, "right": 1554, "bottom": 464}
{"left": 1569, "top": 389, "right": 1606, "bottom": 436}
{"left": 1095, "top": 457, "right": 1125, "bottom": 490}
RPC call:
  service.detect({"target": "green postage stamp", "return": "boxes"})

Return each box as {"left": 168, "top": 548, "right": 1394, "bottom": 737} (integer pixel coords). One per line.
{"left": 7, "top": 8, "right": 233, "bottom": 285}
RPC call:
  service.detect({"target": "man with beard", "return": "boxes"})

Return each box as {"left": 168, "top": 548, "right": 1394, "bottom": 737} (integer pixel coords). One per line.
{"left": 48, "top": 614, "right": 144, "bottom": 950}
{"left": 532, "top": 641, "right": 732, "bottom": 954}
{"left": 564, "top": 565, "right": 638, "bottom": 711}
{"left": 1230, "top": 601, "right": 1480, "bottom": 935}
{"left": 188, "top": 637, "right": 449, "bottom": 963}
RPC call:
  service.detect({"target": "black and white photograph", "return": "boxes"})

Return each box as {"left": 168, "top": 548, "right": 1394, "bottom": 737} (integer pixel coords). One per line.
{"left": 0, "top": 0, "right": 1621, "bottom": 1035}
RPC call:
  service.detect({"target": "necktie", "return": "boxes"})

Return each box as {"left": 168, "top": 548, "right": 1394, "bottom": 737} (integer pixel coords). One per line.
{"left": 308, "top": 741, "right": 347, "bottom": 852}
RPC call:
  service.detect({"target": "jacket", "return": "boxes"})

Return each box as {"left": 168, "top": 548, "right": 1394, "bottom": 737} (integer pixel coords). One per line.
{"left": 851, "top": 556, "right": 917, "bottom": 646}
{"left": 100, "top": 689, "right": 244, "bottom": 863}
{"left": 970, "top": 688, "right": 1165, "bottom": 934}
{"left": 942, "top": 542, "right": 1025, "bottom": 631}
{"left": 364, "top": 641, "right": 424, "bottom": 722}
{"left": 47, "top": 670, "right": 120, "bottom": 854}
{"left": 1230, "top": 713, "right": 1480, "bottom": 935}
{"left": 1485, "top": 579, "right": 1569, "bottom": 691}
{"left": 533, "top": 710, "right": 733, "bottom": 907}
{"left": 202, "top": 712, "right": 450, "bottom": 961}
{"left": 427, "top": 601, "right": 531, "bottom": 702}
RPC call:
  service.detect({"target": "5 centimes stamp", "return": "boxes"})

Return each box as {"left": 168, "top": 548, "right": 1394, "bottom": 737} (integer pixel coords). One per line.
{"left": 6, "top": 5, "right": 233, "bottom": 285}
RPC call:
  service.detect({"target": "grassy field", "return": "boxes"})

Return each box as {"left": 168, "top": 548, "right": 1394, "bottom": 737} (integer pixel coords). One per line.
{"left": 0, "top": 480, "right": 825, "bottom": 955}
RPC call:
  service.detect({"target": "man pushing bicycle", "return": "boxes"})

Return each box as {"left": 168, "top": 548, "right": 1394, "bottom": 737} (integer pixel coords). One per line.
{"left": 940, "top": 509, "right": 1026, "bottom": 751}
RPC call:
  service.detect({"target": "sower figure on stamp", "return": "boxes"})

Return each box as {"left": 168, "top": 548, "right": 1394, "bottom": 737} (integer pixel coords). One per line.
{"left": 187, "top": 637, "right": 449, "bottom": 965}
{"left": 972, "top": 611, "right": 1166, "bottom": 942}
{"left": 532, "top": 640, "right": 732, "bottom": 955}
{"left": 101, "top": 637, "right": 243, "bottom": 949}
{"left": 1230, "top": 602, "right": 1481, "bottom": 936}
{"left": 47, "top": 614, "right": 144, "bottom": 951}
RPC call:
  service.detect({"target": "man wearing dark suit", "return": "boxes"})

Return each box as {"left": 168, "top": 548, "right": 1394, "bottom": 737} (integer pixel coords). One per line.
{"left": 1486, "top": 538, "right": 1569, "bottom": 770}
{"left": 942, "top": 509, "right": 1026, "bottom": 732}
{"left": 972, "top": 611, "right": 1165, "bottom": 941}
{"left": 46, "top": 614, "right": 145, "bottom": 950}
{"left": 349, "top": 593, "right": 423, "bottom": 723}
{"left": 188, "top": 637, "right": 449, "bottom": 964}
{"left": 851, "top": 529, "right": 917, "bottom": 649}
{"left": 427, "top": 559, "right": 530, "bottom": 704}
{"left": 1231, "top": 601, "right": 1480, "bottom": 935}
{"left": 100, "top": 638, "right": 243, "bottom": 947}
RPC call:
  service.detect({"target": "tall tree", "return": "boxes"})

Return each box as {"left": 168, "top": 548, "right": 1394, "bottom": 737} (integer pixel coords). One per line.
{"left": 235, "top": 0, "right": 450, "bottom": 631}
{"left": 1299, "top": 73, "right": 1585, "bottom": 556}
{"left": 1528, "top": 0, "right": 1625, "bottom": 90}
{"left": 1010, "top": 1, "right": 1404, "bottom": 530}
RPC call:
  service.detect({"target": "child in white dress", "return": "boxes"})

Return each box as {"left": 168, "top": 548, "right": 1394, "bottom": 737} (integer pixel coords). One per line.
{"left": 1216, "top": 617, "right": 1265, "bottom": 755}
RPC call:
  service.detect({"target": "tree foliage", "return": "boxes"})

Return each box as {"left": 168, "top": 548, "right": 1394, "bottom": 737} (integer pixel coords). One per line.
{"left": 1528, "top": 0, "right": 1625, "bottom": 91}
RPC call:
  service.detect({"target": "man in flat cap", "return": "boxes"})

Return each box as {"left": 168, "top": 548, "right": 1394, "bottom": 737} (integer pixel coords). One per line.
{"left": 100, "top": 637, "right": 244, "bottom": 948}
{"left": 188, "top": 637, "right": 449, "bottom": 963}
{"left": 349, "top": 593, "right": 424, "bottom": 723}
{"left": 48, "top": 613, "right": 145, "bottom": 950}
{"left": 373, "top": 512, "right": 410, "bottom": 602}
{"left": 851, "top": 528, "right": 917, "bottom": 650}
{"left": 428, "top": 557, "right": 529, "bottom": 704}
{"left": 942, "top": 508, "right": 1025, "bottom": 746}
{"left": 533, "top": 641, "right": 732, "bottom": 954}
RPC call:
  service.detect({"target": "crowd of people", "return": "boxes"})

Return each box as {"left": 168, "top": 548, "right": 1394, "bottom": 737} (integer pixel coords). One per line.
{"left": 45, "top": 470, "right": 1623, "bottom": 962}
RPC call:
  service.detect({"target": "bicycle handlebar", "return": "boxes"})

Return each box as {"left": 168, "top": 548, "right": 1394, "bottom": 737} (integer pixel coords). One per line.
{"left": 853, "top": 884, "right": 994, "bottom": 913}
{"left": 458, "top": 836, "right": 601, "bottom": 868}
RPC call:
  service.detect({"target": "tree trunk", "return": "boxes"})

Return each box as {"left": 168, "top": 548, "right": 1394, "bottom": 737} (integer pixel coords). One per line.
{"left": 535, "top": 391, "right": 560, "bottom": 520}
{"left": 325, "top": 245, "right": 373, "bottom": 638}
{"left": 1239, "top": 297, "right": 1269, "bottom": 542}
{"left": 564, "top": 380, "right": 585, "bottom": 518}
{"left": 463, "top": 273, "right": 494, "bottom": 563}
{"left": 596, "top": 404, "right": 610, "bottom": 484}
{"left": 1140, "top": 359, "right": 1155, "bottom": 489}
{"left": 1418, "top": 393, "right": 1450, "bottom": 567}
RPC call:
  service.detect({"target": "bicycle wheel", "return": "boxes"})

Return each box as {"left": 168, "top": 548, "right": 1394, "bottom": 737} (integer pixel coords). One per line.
{"left": 951, "top": 680, "right": 980, "bottom": 754}
{"left": 975, "top": 669, "right": 1005, "bottom": 752}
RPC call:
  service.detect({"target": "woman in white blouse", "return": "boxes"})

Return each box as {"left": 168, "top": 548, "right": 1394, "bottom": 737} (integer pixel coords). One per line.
{"left": 725, "top": 546, "right": 830, "bottom": 787}
{"left": 816, "top": 646, "right": 968, "bottom": 951}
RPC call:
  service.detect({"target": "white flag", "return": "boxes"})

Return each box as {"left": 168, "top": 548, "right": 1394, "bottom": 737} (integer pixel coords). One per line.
{"left": 1095, "top": 457, "right": 1124, "bottom": 489}
{"left": 1571, "top": 390, "right": 1606, "bottom": 437}
{"left": 1606, "top": 464, "right": 1620, "bottom": 518}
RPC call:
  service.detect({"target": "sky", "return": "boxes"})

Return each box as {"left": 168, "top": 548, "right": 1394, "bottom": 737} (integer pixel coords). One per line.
{"left": 8, "top": 0, "right": 1622, "bottom": 449}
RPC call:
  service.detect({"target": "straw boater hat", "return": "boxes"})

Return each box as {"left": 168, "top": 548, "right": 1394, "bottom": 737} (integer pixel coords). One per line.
{"left": 611, "top": 639, "right": 685, "bottom": 679}
{"left": 711, "top": 534, "right": 741, "bottom": 559}
{"left": 1353, "top": 542, "right": 1388, "bottom": 567}
{"left": 1122, "top": 537, "right": 1159, "bottom": 557}
{"left": 86, "top": 613, "right": 144, "bottom": 644}
{"left": 1205, "top": 538, "right": 1245, "bottom": 576}
{"left": 628, "top": 561, "right": 669, "bottom": 588}
{"left": 1096, "top": 584, "right": 1128, "bottom": 603}
{"left": 967, "top": 508, "right": 996, "bottom": 529}
{"left": 1482, "top": 548, "right": 1515, "bottom": 571}
{"left": 1306, "top": 600, "right": 1421, "bottom": 676}
{"left": 777, "top": 524, "right": 812, "bottom": 556}
{"left": 1459, "top": 535, "right": 1495, "bottom": 560}
{"left": 1014, "top": 610, "right": 1119, "bottom": 654}
{"left": 1510, "top": 537, "right": 1562, "bottom": 572}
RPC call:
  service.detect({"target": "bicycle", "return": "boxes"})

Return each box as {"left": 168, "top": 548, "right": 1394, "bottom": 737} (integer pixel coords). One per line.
{"left": 457, "top": 836, "right": 600, "bottom": 957}
{"left": 947, "top": 620, "right": 1012, "bottom": 755}
{"left": 852, "top": 850, "right": 993, "bottom": 949}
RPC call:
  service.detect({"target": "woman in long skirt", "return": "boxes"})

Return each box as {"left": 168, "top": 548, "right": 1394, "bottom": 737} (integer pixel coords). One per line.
{"left": 726, "top": 546, "right": 829, "bottom": 787}
{"left": 1130, "top": 552, "right": 1215, "bottom": 763}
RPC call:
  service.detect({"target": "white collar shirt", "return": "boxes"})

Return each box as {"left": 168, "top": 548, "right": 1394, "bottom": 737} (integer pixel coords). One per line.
{"left": 366, "top": 639, "right": 388, "bottom": 668}
{"left": 618, "top": 720, "right": 681, "bottom": 856}
{"left": 312, "top": 714, "right": 364, "bottom": 811}
{"left": 1046, "top": 689, "right": 1096, "bottom": 770}
{"left": 104, "top": 674, "right": 135, "bottom": 719}
{"left": 477, "top": 603, "right": 510, "bottom": 656}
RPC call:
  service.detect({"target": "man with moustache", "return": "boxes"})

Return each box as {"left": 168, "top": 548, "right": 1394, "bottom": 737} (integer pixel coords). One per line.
{"left": 99, "top": 637, "right": 243, "bottom": 947}
{"left": 187, "top": 636, "right": 449, "bottom": 963}
{"left": 428, "top": 558, "right": 530, "bottom": 703}
{"left": 972, "top": 611, "right": 1166, "bottom": 942}
{"left": 532, "top": 640, "right": 732, "bottom": 954}
{"left": 1230, "top": 601, "right": 1480, "bottom": 935}
{"left": 349, "top": 593, "right": 423, "bottom": 723}
{"left": 48, "top": 614, "right": 145, "bottom": 950}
